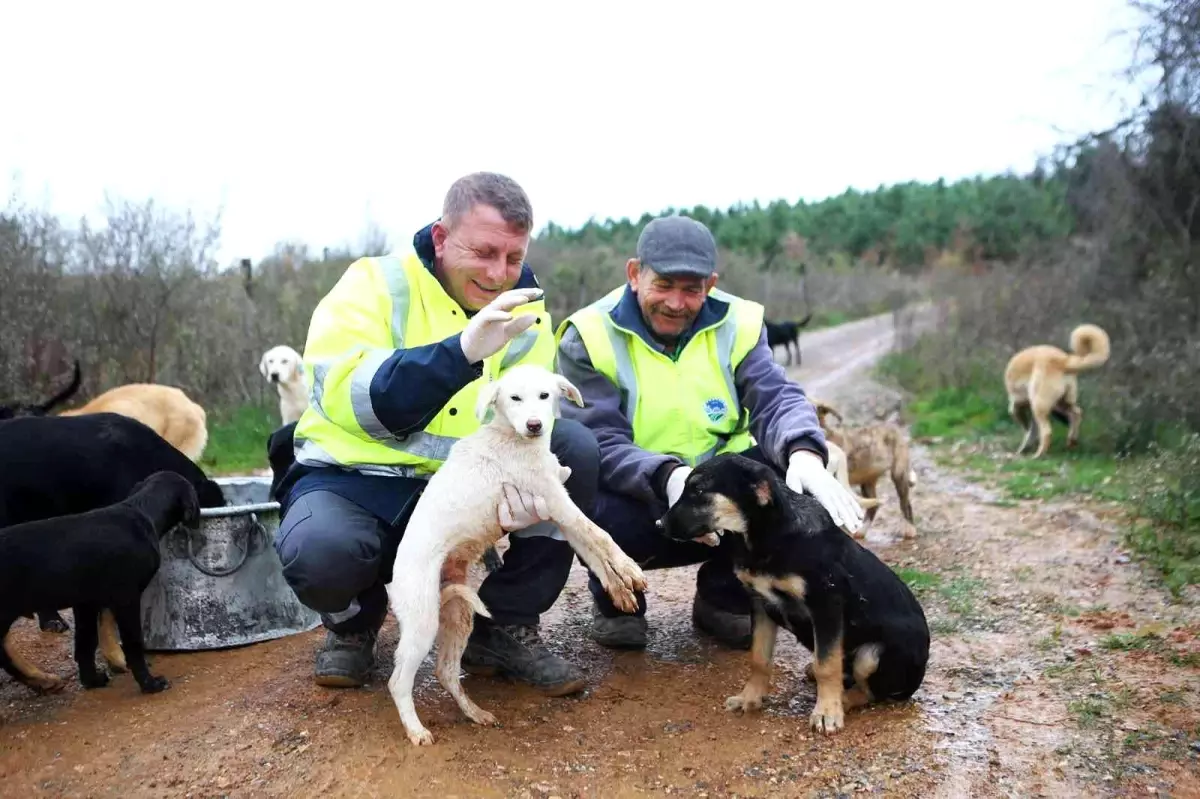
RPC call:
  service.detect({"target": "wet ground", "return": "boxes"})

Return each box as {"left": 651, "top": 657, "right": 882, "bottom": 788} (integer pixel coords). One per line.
{"left": 2, "top": 311, "right": 1198, "bottom": 798}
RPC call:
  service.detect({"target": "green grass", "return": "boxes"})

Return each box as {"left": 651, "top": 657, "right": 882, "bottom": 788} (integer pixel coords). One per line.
{"left": 198, "top": 403, "right": 280, "bottom": 475}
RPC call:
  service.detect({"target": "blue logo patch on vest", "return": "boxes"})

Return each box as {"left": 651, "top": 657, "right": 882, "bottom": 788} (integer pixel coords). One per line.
{"left": 703, "top": 398, "right": 728, "bottom": 422}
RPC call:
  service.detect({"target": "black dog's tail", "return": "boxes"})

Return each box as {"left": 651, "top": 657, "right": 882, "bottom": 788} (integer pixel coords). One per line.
{"left": 795, "top": 311, "right": 813, "bottom": 329}
{"left": 36, "top": 360, "right": 82, "bottom": 414}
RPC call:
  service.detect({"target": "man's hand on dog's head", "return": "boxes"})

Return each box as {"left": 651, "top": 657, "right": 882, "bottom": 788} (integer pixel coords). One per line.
{"left": 785, "top": 450, "right": 866, "bottom": 536}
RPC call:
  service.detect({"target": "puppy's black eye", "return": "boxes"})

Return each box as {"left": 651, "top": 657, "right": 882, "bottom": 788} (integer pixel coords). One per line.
{"left": 510, "top": 395, "right": 521, "bottom": 402}
{"left": 539, "top": 392, "right": 550, "bottom": 400}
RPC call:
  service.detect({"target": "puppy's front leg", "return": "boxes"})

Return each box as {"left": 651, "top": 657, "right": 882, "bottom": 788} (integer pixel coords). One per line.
{"left": 726, "top": 599, "right": 777, "bottom": 713}
{"left": 807, "top": 595, "right": 846, "bottom": 734}
{"left": 110, "top": 601, "right": 169, "bottom": 693}
{"left": 540, "top": 481, "right": 646, "bottom": 613}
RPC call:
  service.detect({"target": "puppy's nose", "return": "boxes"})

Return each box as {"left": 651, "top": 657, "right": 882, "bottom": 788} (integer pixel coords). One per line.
{"left": 526, "top": 419, "right": 543, "bottom": 434}
{"left": 269, "top": 373, "right": 279, "bottom": 382}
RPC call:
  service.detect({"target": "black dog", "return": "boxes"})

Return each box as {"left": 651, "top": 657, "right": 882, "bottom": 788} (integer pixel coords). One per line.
{"left": 0, "top": 360, "right": 82, "bottom": 420}
{"left": 764, "top": 314, "right": 812, "bottom": 367}
{"left": 0, "top": 471, "right": 200, "bottom": 694}
{"left": 0, "top": 412, "right": 226, "bottom": 633}
{"left": 656, "top": 452, "right": 929, "bottom": 734}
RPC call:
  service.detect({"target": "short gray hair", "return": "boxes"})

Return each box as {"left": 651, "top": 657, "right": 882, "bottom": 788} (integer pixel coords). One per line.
{"left": 442, "top": 172, "right": 534, "bottom": 233}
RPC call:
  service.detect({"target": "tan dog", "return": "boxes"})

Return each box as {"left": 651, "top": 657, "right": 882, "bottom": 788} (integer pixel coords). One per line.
{"left": 60, "top": 384, "right": 209, "bottom": 462}
{"left": 1003, "top": 323, "right": 1110, "bottom": 458}
{"left": 811, "top": 399, "right": 916, "bottom": 539}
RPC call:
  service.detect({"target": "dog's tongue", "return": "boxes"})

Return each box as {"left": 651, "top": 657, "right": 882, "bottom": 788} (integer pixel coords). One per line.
{"left": 693, "top": 532, "right": 721, "bottom": 547}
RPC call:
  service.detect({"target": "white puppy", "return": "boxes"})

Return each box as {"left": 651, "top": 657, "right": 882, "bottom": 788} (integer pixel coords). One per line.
{"left": 258, "top": 345, "right": 308, "bottom": 425}
{"left": 385, "top": 363, "right": 647, "bottom": 746}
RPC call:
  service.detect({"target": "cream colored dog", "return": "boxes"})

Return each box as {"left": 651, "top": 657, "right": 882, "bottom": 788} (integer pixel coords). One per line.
{"left": 258, "top": 345, "right": 308, "bottom": 425}
{"left": 60, "top": 384, "right": 208, "bottom": 462}
{"left": 385, "top": 363, "right": 647, "bottom": 746}
{"left": 1004, "top": 323, "right": 1111, "bottom": 458}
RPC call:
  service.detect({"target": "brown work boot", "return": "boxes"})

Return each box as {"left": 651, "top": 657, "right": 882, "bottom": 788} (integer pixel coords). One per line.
{"left": 313, "top": 627, "right": 378, "bottom": 688}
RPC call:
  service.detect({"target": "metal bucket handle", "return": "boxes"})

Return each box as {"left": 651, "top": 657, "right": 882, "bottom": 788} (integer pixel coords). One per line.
{"left": 186, "top": 511, "right": 267, "bottom": 578}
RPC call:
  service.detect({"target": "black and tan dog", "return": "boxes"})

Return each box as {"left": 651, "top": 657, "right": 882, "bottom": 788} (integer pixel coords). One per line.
{"left": 656, "top": 453, "right": 930, "bottom": 734}
{"left": 0, "top": 471, "right": 200, "bottom": 695}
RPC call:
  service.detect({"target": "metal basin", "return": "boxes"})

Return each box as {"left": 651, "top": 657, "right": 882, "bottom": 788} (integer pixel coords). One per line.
{"left": 139, "top": 475, "right": 322, "bottom": 651}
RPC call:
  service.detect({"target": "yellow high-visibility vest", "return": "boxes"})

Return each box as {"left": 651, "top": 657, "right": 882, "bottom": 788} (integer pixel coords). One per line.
{"left": 557, "top": 285, "right": 764, "bottom": 465}
{"left": 293, "top": 249, "right": 554, "bottom": 478}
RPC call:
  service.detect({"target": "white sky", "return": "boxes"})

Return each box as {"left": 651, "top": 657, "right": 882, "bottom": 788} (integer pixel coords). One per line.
{"left": 2, "top": 1, "right": 1148, "bottom": 265}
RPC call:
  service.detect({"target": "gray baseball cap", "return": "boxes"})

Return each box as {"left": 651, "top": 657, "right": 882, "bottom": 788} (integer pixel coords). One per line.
{"left": 635, "top": 215, "right": 717, "bottom": 278}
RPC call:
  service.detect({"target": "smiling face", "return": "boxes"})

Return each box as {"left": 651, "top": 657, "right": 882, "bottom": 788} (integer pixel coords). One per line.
{"left": 627, "top": 260, "right": 718, "bottom": 344}
{"left": 432, "top": 204, "right": 530, "bottom": 312}
{"left": 475, "top": 364, "right": 585, "bottom": 439}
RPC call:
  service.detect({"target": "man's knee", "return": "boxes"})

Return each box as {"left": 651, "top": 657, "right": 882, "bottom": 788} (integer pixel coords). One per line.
{"left": 274, "top": 491, "right": 384, "bottom": 614}
{"left": 550, "top": 418, "right": 600, "bottom": 513}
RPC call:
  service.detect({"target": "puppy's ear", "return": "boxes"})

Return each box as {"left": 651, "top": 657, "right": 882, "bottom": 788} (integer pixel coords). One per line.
{"left": 554, "top": 375, "right": 585, "bottom": 408}
{"left": 258, "top": 352, "right": 269, "bottom": 378}
{"left": 753, "top": 479, "right": 773, "bottom": 507}
{"left": 475, "top": 380, "right": 501, "bottom": 422}
{"left": 291, "top": 357, "right": 304, "bottom": 382}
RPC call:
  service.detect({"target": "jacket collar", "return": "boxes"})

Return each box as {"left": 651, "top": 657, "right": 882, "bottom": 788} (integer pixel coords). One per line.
{"left": 608, "top": 283, "right": 731, "bottom": 356}
{"left": 411, "top": 221, "right": 540, "bottom": 316}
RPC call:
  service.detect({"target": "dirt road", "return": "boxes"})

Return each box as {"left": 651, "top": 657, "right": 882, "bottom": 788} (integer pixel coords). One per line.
{"left": 3, "top": 311, "right": 1198, "bottom": 798}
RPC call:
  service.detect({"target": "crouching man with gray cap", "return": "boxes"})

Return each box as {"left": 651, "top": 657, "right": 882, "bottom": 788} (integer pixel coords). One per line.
{"left": 552, "top": 214, "right": 865, "bottom": 650}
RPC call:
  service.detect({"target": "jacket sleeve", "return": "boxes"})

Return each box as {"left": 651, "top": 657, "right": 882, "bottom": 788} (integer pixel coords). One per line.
{"left": 736, "top": 325, "right": 829, "bottom": 470}
{"left": 557, "top": 323, "right": 682, "bottom": 504}
{"left": 304, "top": 258, "right": 482, "bottom": 442}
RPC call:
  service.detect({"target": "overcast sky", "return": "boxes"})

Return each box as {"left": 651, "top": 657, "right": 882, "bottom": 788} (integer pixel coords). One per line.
{"left": 2, "top": 1, "right": 1148, "bottom": 264}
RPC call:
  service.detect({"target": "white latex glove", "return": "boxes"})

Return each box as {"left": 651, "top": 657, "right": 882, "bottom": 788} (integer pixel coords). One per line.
{"left": 665, "top": 465, "right": 693, "bottom": 507}
{"left": 785, "top": 450, "right": 866, "bottom": 535}
{"left": 498, "top": 483, "right": 551, "bottom": 532}
{"left": 460, "top": 288, "right": 544, "bottom": 364}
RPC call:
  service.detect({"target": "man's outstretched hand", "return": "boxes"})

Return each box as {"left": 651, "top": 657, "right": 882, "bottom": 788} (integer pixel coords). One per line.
{"left": 785, "top": 450, "right": 865, "bottom": 536}
{"left": 460, "top": 288, "right": 543, "bottom": 364}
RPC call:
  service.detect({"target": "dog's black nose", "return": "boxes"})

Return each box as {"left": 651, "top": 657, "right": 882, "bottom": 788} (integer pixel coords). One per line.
{"left": 526, "top": 419, "right": 543, "bottom": 434}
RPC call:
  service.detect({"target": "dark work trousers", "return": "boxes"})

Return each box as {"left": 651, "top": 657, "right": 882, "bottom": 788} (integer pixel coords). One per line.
{"left": 588, "top": 446, "right": 782, "bottom": 619}
{"left": 273, "top": 418, "right": 600, "bottom": 635}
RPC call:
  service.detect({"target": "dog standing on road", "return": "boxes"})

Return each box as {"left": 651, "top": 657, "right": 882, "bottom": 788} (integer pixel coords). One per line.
{"left": 811, "top": 399, "right": 916, "bottom": 538}
{"left": 385, "top": 363, "right": 647, "bottom": 746}
{"left": 657, "top": 453, "right": 930, "bottom": 735}
{"left": 765, "top": 313, "right": 812, "bottom": 367}
{"left": 259, "top": 345, "right": 309, "bottom": 425}
{"left": 1004, "top": 323, "right": 1111, "bottom": 458}
{"left": 0, "top": 471, "right": 201, "bottom": 695}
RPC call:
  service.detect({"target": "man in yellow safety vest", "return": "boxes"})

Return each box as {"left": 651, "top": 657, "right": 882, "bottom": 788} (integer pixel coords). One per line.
{"left": 271, "top": 172, "right": 600, "bottom": 695}
{"left": 555, "top": 214, "right": 865, "bottom": 650}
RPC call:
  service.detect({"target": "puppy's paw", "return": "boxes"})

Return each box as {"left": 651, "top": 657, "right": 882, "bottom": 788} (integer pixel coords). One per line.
{"left": 557, "top": 465, "right": 572, "bottom": 483}
{"left": 607, "top": 583, "right": 640, "bottom": 615}
{"left": 80, "top": 670, "right": 110, "bottom": 689}
{"left": 810, "top": 701, "right": 845, "bottom": 734}
{"left": 725, "top": 692, "right": 763, "bottom": 714}
{"left": 613, "top": 553, "right": 647, "bottom": 593}
{"left": 902, "top": 522, "right": 917, "bottom": 539}
{"left": 30, "top": 674, "right": 66, "bottom": 694}
{"left": 139, "top": 675, "right": 170, "bottom": 694}
{"left": 465, "top": 707, "right": 498, "bottom": 727}
{"left": 408, "top": 727, "right": 435, "bottom": 746}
